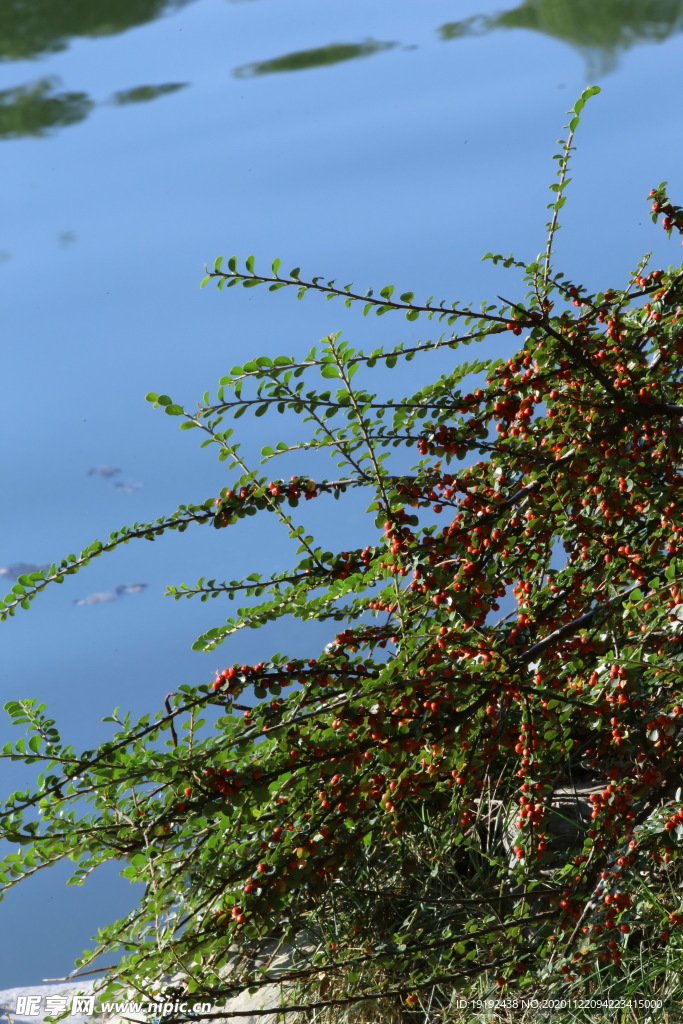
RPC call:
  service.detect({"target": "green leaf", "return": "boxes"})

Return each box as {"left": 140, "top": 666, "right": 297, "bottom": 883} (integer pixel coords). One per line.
{"left": 245, "top": 255, "right": 255, "bottom": 273}
{"left": 576, "top": 84, "right": 600, "bottom": 111}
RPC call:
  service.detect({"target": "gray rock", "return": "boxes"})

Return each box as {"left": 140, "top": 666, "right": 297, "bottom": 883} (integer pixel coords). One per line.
{"left": 502, "top": 777, "right": 600, "bottom": 867}
{"left": 0, "top": 943, "right": 301, "bottom": 1024}
{"left": 0, "top": 977, "right": 287, "bottom": 1024}
{"left": 0, "top": 980, "right": 96, "bottom": 1024}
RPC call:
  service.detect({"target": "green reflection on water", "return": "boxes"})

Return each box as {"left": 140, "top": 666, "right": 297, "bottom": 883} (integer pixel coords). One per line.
{"left": 0, "top": 75, "right": 189, "bottom": 138}
{"left": 0, "top": 1, "right": 196, "bottom": 138}
{"left": 440, "top": 0, "right": 683, "bottom": 75}
{"left": 0, "top": 77, "right": 92, "bottom": 138}
{"left": 0, "top": 0, "right": 194, "bottom": 61}
{"left": 234, "top": 39, "right": 397, "bottom": 78}
{"left": 110, "top": 83, "right": 189, "bottom": 105}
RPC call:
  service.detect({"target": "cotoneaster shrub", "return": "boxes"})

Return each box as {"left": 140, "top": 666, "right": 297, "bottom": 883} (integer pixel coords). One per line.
{"left": 3, "top": 87, "right": 683, "bottom": 1021}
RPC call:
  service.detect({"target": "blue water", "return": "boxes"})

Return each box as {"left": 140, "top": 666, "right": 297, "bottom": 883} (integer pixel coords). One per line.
{"left": 2, "top": 0, "right": 683, "bottom": 988}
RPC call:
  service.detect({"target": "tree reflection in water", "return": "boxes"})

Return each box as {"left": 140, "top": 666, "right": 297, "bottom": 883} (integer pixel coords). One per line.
{"left": 440, "top": 0, "right": 683, "bottom": 76}
{"left": 234, "top": 39, "right": 397, "bottom": 78}
{"left": 0, "top": 0, "right": 194, "bottom": 139}
{"left": 0, "top": 0, "right": 193, "bottom": 61}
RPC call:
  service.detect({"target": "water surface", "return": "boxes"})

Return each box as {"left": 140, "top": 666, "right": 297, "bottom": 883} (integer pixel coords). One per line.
{"left": 2, "top": 0, "right": 682, "bottom": 987}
